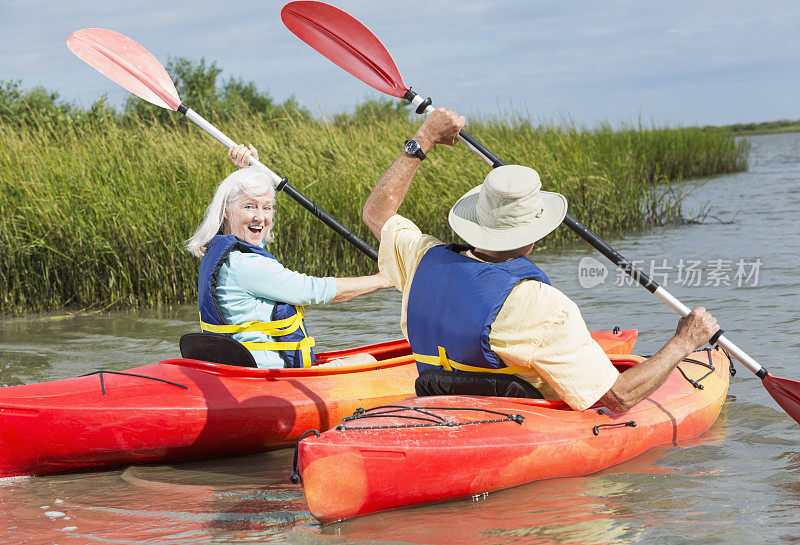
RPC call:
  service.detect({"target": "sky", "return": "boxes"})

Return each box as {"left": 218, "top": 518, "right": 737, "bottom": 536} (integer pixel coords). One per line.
{"left": 1, "top": 0, "right": 798, "bottom": 127}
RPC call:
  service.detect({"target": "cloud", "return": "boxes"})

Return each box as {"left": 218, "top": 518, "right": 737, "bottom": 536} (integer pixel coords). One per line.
{"left": 1, "top": 0, "right": 798, "bottom": 126}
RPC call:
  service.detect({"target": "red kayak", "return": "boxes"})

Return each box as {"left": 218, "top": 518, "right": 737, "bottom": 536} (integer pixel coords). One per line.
{"left": 0, "top": 329, "right": 634, "bottom": 478}
{"left": 0, "top": 338, "right": 413, "bottom": 478}
{"left": 295, "top": 345, "right": 729, "bottom": 523}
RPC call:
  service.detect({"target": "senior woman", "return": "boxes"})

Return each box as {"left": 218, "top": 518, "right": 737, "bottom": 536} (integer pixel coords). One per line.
{"left": 186, "top": 144, "right": 392, "bottom": 368}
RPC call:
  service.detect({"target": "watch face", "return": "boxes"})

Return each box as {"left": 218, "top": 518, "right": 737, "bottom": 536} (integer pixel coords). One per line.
{"left": 405, "top": 140, "right": 420, "bottom": 154}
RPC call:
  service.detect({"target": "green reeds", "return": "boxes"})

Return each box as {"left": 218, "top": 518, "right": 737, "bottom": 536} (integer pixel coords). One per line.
{"left": 0, "top": 110, "right": 748, "bottom": 314}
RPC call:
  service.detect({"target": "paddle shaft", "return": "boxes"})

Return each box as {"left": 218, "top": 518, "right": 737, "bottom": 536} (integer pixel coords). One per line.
{"left": 67, "top": 29, "right": 376, "bottom": 262}
{"left": 405, "top": 90, "right": 766, "bottom": 378}
{"left": 178, "top": 105, "right": 378, "bottom": 262}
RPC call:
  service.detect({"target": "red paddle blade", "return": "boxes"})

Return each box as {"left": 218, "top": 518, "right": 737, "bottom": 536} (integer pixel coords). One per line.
{"left": 67, "top": 28, "right": 181, "bottom": 111}
{"left": 763, "top": 373, "right": 800, "bottom": 425}
{"left": 281, "top": 1, "right": 408, "bottom": 98}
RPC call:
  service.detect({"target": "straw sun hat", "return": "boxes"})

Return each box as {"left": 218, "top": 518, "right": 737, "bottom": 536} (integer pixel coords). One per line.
{"left": 448, "top": 165, "right": 568, "bottom": 252}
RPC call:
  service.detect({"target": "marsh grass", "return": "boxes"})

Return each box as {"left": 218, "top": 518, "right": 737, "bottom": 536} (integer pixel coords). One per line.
{"left": 0, "top": 110, "right": 748, "bottom": 314}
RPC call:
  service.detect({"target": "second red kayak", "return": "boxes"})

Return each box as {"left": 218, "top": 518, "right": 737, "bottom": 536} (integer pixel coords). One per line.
{"left": 295, "top": 346, "right": 730, "bottom": 523}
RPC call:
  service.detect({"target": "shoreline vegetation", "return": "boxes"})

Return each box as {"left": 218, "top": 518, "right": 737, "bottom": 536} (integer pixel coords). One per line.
{"left": 1, "top": 59, "right": 750, "bottom": 315}
{"left": 719, "top": 119, "right": 800, "bottom": 136}
{"left": 703, "top": 119, "right": 800, "bottom": 136}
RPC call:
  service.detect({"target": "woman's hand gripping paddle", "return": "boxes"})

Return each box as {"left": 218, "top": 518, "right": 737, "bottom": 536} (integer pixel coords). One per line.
{"left": 281, "top": 1, "right": 800, "bottom": 425}
{"left": 67, "top": 28, "right": 378, "bottom": 262}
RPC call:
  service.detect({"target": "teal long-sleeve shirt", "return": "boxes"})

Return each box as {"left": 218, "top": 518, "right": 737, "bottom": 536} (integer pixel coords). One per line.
{"left": 215, "top": 249, "right": 337, "bottom": 368}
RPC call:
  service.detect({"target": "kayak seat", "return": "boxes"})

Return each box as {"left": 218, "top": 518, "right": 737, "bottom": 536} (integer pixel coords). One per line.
{"left": 179, "top": 333, "right": 258, "bottom": 368}
{"left": 415, "top": 369, "right": 544, "bottom": 399}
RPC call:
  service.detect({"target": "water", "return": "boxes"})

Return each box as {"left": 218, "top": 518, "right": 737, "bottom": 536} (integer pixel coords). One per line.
{"left": 1, "top": 132, "right": 798, "bottom": 544}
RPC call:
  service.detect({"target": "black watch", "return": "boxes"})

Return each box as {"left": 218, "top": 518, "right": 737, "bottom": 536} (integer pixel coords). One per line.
{"left": 404, "top": 139, "right": 426, "bottom": 161}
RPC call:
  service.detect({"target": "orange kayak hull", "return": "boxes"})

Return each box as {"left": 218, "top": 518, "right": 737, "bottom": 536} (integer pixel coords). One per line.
{"left": 297, "top": 346, "right": 729, "bottom": 523}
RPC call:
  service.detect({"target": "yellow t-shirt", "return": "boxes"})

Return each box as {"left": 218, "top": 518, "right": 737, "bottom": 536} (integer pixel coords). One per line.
{"left": 378, "top": 214, "right": 619, "bottom": 411}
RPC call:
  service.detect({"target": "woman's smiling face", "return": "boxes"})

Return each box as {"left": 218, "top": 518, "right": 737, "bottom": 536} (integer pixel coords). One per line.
{"left": 223, "top": 192, "right": 274, "bottom": 246}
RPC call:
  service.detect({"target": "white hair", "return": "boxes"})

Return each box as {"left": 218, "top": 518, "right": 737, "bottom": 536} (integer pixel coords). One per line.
{"left": 186, "top": 167, "right": 276, "bottom": 257}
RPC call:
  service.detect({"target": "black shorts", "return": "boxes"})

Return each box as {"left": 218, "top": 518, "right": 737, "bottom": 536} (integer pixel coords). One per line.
{"left": 415, "top": 368, "right": 543, "bottom": 399}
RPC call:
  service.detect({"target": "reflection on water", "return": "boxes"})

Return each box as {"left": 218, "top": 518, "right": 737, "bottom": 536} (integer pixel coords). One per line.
{"left": 1, "top": 133, "right": 799, "bottom": 544}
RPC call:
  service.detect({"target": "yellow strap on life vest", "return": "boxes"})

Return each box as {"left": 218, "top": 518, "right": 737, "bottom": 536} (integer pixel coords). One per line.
{"left": 298, "top": 318, "right": 312, "bottom": 367}
{"left": 414, "top": 346, "right": 529, "bottom": 375}
{"left": 199, "top": 306, "right": 314, "bottom": 367}
{"left": 239, "top": 336, "right": 315, "bottom": 367}
{"left": 200, "top": 306, "right": 305, "bottom": 336}
{"left": 437, "top": 346, "right": 452, "bottom": 371}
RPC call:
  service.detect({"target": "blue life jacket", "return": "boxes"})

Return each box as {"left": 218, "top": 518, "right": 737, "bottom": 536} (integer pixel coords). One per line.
{"left": 406, "top": 244, "right": 550, "bottom": 375}
{"left": 198, "top": 234, "right": 315, "bottom": 368}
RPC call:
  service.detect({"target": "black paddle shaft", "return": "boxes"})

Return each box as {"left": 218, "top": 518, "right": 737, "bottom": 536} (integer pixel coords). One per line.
{"left": 278, "top": 179, "right": 379, "bottom": 262}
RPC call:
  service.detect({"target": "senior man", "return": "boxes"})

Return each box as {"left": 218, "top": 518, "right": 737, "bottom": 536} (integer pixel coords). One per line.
{"left": 363, "top": 108, "right": 718, "bottom": 413}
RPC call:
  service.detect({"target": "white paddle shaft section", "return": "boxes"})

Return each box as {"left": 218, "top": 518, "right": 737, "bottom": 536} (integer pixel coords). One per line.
{"left": 408, "top": 95, "right": 493, "bottom": 166}
{"left": 652, "top": 285, "right": 692, "bottom": 316}
{"left": 653, "top": 286, "right": 764, "bottom": 375}
{"left": 183, "top": 108, "right": 283, "bottom": 186}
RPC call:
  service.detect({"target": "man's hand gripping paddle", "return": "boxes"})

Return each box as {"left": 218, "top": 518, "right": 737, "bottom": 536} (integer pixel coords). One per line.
{"left": 281, "top": 1, "right": 800, "bottom": 425}
{"left": 68, "top": 28, "right": 377, "bottom": 262}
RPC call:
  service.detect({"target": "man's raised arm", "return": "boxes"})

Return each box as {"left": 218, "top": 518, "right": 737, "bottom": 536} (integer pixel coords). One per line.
{"left": 363, "top": 108, "right": 465, "bottom": 240}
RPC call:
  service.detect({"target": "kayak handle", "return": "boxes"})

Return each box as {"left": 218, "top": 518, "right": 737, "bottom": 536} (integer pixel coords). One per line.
{"left": 593, "top": 421, "right": 636, "bottom": 436}
{"left": 290, "top": 429, "right": 321, "bottom": 484}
